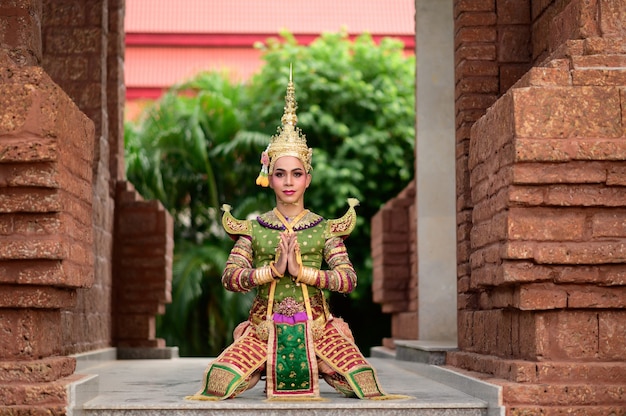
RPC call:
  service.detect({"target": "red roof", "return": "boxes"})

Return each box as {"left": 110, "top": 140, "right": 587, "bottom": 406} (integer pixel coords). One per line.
{"left": 124, "top": 0, "right": 415, "bottom": 103}
{"left": 125, "top": 0, "right": 415, "bottom": 36}
{"left": 125, "top": 47, "right": 262, "bottom": 92}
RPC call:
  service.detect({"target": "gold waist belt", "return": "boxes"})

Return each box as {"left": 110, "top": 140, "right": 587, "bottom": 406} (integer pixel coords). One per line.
{"left": 251, "top": 285, "right": 329, "bottom": 341}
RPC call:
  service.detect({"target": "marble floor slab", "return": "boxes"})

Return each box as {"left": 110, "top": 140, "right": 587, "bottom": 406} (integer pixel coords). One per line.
{"left": 77, "top": 357, "right": 487, "bottom": 416}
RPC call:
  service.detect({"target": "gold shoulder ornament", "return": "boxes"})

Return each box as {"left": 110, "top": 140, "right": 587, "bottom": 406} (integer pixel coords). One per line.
{"left": 221, "top": 204, "right": 252, "bottom": 239}
{"left": 324, "top": 198, "right": 359, "bottom": 239}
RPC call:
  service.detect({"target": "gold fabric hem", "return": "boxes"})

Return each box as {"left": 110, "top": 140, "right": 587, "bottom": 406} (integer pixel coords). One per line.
{"left": 184, "top": 394, "right": 221, "bottom": 401}
{"left": 264, "top": 397, "right": 329, "bottom": 402}
{"left": 366, "top": 394, "right": 413, "bottom": 400}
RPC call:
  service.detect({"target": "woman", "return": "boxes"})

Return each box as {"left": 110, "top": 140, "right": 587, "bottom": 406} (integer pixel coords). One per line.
{"left": 186, "top": 71, "right": 400, "bottom": 401}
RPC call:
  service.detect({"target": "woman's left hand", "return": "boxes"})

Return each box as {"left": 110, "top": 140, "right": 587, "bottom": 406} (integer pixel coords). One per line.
{"left": 286, "top": 233, "right": 301, "bottom": 277}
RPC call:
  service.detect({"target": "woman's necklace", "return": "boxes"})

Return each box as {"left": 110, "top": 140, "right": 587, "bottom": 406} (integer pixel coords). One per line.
{"left": 278, "top": 199, "right": 299, "bottom": 206}
{"left": 273, "top": 208, "right": 308, "bottom": 230}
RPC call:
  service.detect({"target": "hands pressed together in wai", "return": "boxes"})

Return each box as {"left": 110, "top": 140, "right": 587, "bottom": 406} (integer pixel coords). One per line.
{"left": 273, "top": 231, "right": 301, "bottom": 278}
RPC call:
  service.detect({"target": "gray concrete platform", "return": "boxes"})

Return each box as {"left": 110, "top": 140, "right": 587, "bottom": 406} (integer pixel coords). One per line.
{"left": 72, "top": 357, "right": 492, "bottom": 416}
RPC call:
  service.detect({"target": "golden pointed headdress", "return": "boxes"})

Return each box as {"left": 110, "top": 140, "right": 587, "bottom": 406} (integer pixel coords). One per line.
{"left": 256, "top": 65, "right": 313, "bottom": 187}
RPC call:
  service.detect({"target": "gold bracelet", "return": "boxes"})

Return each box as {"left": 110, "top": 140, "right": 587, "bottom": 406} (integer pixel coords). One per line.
{"left": 297, "top": 266, "right": 317, "bottom": 286}
{"left": 307, "top": 266, "right": 318, "bottom": 285}
{"left": 269, "top": 261, "right": 283, "bottom": 278}
{"left": 254, "top": 266, "right": 273, "bottom": 285}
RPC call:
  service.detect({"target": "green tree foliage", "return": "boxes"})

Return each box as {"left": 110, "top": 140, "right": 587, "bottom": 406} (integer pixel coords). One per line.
{"left": 125, "top": 72, "right": 261, "bottom": 355}
{"left": 245, "top": 32, "right": 415, "bottom": 347}
{"left": 124, "top": 32, "right": 415, "bottom": 356}
{"left": 247, "top": 32, "right": 415, "bottom": 223}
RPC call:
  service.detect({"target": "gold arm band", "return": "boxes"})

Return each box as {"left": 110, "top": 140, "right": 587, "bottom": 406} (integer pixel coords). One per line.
{"left": 254, "top": 265, "right": 274, "bottom": 286}
{"left": 297, "top": 266, "right": 318, "bottom": 286}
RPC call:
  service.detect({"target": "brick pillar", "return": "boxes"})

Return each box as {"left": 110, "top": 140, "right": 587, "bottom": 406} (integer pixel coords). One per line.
{"left": 113, "top": 181, "right": 173, "bottom": 353}
{"left": 454, "top": 0, "right": 533, "bottom": 345}
{"left": 0, "top": 51, "right": 95, "bottom": 412}
{"left": 107, "top": 0, "right": 126, "bottom": 183}
{"left": 41, "top": 0, "right": 128, "bottom": 355}
{"left": 0, "top": 0, "right": 42, "bottom": 66}
{"left": 41, "top": 0, "right": 173, "bottom": 360}
{"left": 455, "top": 0, "right": 498, "bottom": 336}
{"left": 449, "top": 0, "right": 626, "bottom": 411}
{"left": 371, "top": 182, "right": 417, "bottom": 349}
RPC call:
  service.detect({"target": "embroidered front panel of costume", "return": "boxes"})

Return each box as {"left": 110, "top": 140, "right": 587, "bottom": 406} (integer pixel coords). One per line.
{"left": 266, "top": 319, "right": 320, "bottom": 399}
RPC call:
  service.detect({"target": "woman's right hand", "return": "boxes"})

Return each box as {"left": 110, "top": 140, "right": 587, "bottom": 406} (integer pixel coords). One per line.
{"left": 286, "top": 234, "right": 301, "bottom": 277}
{"left": 275, "top": 232, "right": 301, "bottom": 277}
{"left": 273, "top": 232, "right": 291, "bottom": 277}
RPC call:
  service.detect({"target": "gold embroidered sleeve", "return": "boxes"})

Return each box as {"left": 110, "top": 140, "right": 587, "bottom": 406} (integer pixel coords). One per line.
{"left": 298, "top": 237, "right": 357, "bottom": 294}
{"left": 222, "top": 236, "right": 277, "bottom": 292}
{"left": 222, "top": 236, "right": 255, "bottom": 292}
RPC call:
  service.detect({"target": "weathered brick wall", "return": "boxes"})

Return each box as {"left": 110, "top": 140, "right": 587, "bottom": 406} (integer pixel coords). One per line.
{"left": 0, "top": 0, "right": 172, "bottom": 414}
{"left": 530, "top": 0, "right": 614, "bottom": 64}
{"left": 41, "top": 0, "right": 113, "bottom": 355}
{"left": 451, "top": 0, "right": 626, "bottom": 413}
{"left": 41, "top": 0, "right": 125, "bottom": 354}
{"left": 1, "top": 0, "right": 171, "bottom": 411}
{"left": 40, "top": 0, "right": 172, "bottom": 357}
{"left": 108, "top": 0, "right": 126, "bottom": 184}
{"left": 0, "top": 1, "right": 42, "bottom": 66}
{"left": 371, "top": 181, "right": 417, "bottom": 348}
{"left": 113, "top": 181, "right": 173, "bottom": 349}
{"left": 455, "top": 0, "right": 533, "bottom": 327}
{"left": 459, "top": 49, "right": 626, "bottom": 355}
{"left": 0, "top": 49, "right": 95, "bottom": 410}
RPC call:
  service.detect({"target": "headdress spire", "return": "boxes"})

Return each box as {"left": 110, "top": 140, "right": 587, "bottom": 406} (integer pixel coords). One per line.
{"left": 256, "top": 65, "right": 313, "bottom": 187}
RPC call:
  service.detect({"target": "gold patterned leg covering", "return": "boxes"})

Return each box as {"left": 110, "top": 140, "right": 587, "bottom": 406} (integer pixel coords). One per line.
{"left": 185, "top": 324, "right": 267, "bottom": 401}
{"left": 315, "top": 319, "right": 410, "bottom": 400}
{"left": 321, "top": 371, "right": 357, "bottom": 398}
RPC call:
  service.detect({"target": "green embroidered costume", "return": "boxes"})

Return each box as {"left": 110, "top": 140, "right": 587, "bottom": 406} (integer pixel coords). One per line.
{"left": 187, "top": 200, "right": 392, "bottom": 401}
{"left": 186, "top": 68, "right": 405, "bottom": 402}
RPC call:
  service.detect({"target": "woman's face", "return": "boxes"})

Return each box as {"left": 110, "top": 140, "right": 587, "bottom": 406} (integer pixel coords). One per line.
{"left": 269, "top": 156, "right": 311, "bottom": 205}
